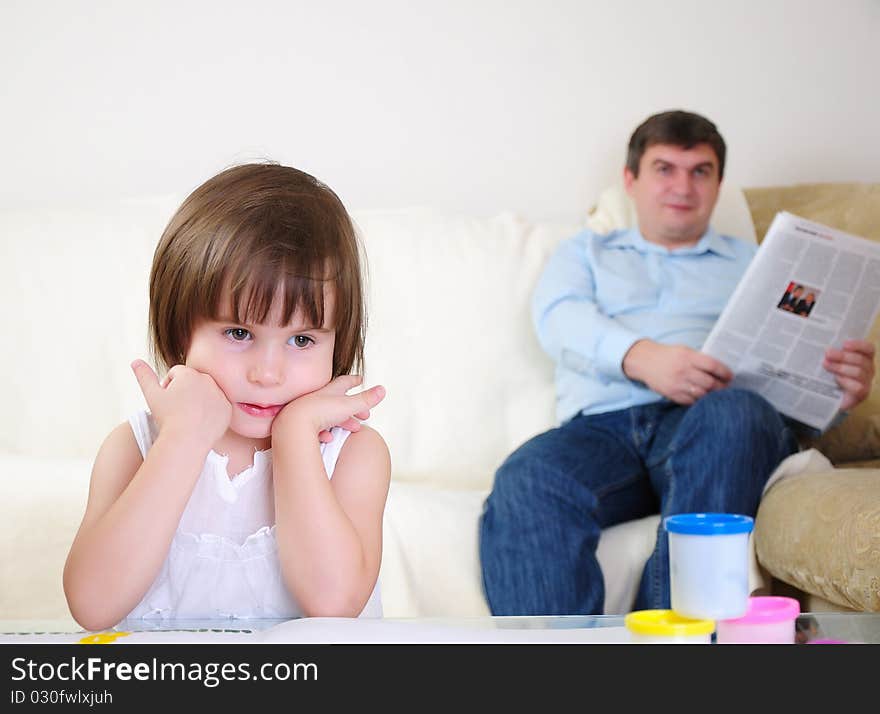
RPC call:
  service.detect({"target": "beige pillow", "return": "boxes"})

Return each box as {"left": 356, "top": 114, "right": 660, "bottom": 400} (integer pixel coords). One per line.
{"left": 744, "top": 183, "right": 880, "bottom": 463}
{"left": 744, "top": 183, "right": 880, "bottom": 245}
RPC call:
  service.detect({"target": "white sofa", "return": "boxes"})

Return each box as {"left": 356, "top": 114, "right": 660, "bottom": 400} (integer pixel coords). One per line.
{"left": 0, "top": 182, "right": 759, "bottom": 623}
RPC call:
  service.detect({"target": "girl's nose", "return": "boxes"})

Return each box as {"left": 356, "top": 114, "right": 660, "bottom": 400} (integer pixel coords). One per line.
{"left": 247, "top": 347, "right": 284, "bottom": 386}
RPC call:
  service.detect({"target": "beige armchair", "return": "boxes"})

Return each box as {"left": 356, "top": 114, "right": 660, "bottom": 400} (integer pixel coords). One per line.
{"left": 746, "top": 182, "right": 880, "bottom": 612}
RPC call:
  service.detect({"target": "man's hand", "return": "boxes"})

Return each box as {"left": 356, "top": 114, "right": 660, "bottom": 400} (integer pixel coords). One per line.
{"left": 824, "top": 339, "right": 876, "bottom": 411}
{"left": 273, "top": 375, "right": 386, "bottom": 441}
{"left": 622, "top": 339, "right": 733, "bottom": 405}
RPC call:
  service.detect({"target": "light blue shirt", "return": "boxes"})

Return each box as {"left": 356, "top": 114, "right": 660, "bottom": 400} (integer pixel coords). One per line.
{"left": 533, "top": 225, "right": 757, "bottom": 423}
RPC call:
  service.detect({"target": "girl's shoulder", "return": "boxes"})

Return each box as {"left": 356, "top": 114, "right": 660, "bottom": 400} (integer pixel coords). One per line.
{"left": 100, "top": 420, "right": 145, "bottom": 457}
{"left": 339, "top": 424, "right": 390, "bottom": 461}
{"left": 332, "top": 425, "right": 391, "bottom": 487}
{"left": 94, "top": 420, "right": 145, "bottom": 478}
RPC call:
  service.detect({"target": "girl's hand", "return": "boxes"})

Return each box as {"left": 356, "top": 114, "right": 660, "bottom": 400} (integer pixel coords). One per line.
{"left": 273, "top": 375, "right": 386, "bottom": 440}
{"left": 316, "top": 408, "right": 374, "bottom": 443}
{"left": 131, "top": 359, "right": 232, "bottom": 447}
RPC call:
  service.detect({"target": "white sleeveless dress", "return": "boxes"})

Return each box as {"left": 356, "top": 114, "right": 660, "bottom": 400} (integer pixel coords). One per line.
{"left": 124, "top": 410, "right": 382, "bottom": 620}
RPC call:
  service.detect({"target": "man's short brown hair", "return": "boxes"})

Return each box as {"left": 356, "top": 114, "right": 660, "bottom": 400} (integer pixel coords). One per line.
{"left": 148, "top": 162, "right": 365, "bottom": 378}
{"left": 626, "top": 110, "right": 726, "bottom": 179}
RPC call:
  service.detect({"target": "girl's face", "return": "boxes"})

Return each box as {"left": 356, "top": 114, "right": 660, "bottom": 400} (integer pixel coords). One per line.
{"left": 185, "top": 286, "right": 336, "bottom": 448}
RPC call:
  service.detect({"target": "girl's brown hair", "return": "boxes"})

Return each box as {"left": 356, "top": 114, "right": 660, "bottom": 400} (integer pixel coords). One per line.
{"left": 148, "top": 163, "right": 365, "bottom": 378}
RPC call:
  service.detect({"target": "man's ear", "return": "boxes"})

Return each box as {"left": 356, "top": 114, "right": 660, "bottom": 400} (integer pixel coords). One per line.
{"left": 623, "top": 166, "right": 636, "bottom": 196}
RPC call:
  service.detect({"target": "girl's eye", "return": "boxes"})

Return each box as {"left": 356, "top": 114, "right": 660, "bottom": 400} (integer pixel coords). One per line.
{"left": 289, "top": 335, "right": 314, "bottom": 348}
{"left": 225, "top": 328, "right": 251, "bottom": 341}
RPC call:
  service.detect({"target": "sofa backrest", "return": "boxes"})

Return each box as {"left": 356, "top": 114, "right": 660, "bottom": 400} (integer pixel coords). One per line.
{"left": 1, "top": 185, "right": 754, "bottom": 490}
{"left": 354, "top": 209, "right": 576, "bottom": 488}
{"left": 2, "top": 197, "right": 181, "bottom": 461}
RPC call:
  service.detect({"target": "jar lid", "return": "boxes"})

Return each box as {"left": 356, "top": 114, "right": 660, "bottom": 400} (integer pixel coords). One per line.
{"left": 625, "top": 609, "right": 715, "bottom": 637}
{"left": 719, "top": 596, "right": 800, "bottom": 625}
{"left": 664, "top": 512, "right": 754, "bottom": 535}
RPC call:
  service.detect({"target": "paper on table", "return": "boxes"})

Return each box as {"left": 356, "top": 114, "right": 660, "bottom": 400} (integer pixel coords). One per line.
{"left": 254, "top": 618, "right": 633, "bottom": 644}
{"left": 0, "top": 618, "right": 633, "bottom": 644}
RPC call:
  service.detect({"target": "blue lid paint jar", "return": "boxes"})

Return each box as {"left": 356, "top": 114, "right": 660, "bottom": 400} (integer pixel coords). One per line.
{"left": 665, "top": 513, "right": 754, "bottom": 621}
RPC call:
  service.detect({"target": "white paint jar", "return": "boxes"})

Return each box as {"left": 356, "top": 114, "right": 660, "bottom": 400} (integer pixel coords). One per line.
{"left": 665, "top": 512, "right": 754, "bottom": 621}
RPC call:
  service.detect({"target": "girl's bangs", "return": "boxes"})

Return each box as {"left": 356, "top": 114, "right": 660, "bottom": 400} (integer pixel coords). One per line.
{"left": 219, "top": 253, "right": 334, "bottom": 329}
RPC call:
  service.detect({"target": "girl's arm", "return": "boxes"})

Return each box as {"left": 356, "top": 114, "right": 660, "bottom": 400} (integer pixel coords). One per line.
{"left": 62, "top": 422, "right": 211, "bottom": 630}
{"left": 63, "top": 360, "right": 230, "bottom": 631}
{"left": 272, "top": 377, "right": 390, "bottom": 617}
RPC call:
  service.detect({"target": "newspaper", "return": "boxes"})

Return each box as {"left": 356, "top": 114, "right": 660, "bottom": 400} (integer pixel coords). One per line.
{"left": 702, "top": 211, "right": 880, "bottom": 431}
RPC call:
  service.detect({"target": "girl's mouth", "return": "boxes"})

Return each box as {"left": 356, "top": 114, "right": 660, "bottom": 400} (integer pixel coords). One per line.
{"left": 237, "top": 402, "right": 284, "bottom": 418}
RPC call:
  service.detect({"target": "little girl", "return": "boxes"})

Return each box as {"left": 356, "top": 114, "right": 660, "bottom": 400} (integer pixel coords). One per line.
{"left": 63, "top": 163, "right": 391, "bottom": 630}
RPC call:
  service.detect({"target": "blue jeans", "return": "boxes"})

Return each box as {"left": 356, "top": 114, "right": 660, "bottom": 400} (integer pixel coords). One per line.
{"left": 478, "top": 389, "right": 799, "bottom": 615}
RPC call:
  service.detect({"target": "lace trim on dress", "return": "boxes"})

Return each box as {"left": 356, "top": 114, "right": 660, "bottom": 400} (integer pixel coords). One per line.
{"left": 204, "top": 448, "right": 272, "bottom": 504}
{"left": 171, "top": 525, "right": 280, "bottom": 561}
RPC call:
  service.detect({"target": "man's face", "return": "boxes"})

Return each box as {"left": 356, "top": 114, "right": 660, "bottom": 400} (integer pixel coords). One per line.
{"left": 623, "top": 142, "right": 722, "bottom": 249}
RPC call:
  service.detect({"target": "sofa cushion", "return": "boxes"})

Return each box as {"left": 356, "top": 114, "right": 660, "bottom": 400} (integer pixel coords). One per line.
{"left": 755, "top": 466, "right": 880, "bottom": 612}
{"left": 379, "top": 480, "right": 664, "bottom": 616}
{"left": 0, "top": 453, "right": 91, "bottom": 621}
{"left": 0, "top": 452, "right": 664, "bottom": 620}
{"left": 380, "top": 481, "right": 492, "bottom": 617}
{"left": 744, "top": 183, "right": 880, "bottom": 465}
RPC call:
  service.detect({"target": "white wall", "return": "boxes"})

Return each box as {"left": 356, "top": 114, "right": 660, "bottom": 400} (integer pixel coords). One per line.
{"left": 2, "top": 0, "right": 878, "bottom": 222}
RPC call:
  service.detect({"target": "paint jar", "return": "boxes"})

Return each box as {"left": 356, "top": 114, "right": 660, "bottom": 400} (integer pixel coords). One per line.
{"left": 624, "top": 609, "right": 715, "bottom": 644}
{"left": 665, "top": 512, "right": 754, "bottom": 620}
{"left": 716, "top": 596, "right": 800, "bottom": 644}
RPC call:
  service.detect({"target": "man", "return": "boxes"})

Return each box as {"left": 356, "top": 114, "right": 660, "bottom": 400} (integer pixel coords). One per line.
{"left": 778, "top": 284, "right": 804, "bottom": 312}
{"left": 478, "top": 110, "right": 875, "bottom": 616}
{"left": 794, "top": 292, "right": 816, "bottom": 317}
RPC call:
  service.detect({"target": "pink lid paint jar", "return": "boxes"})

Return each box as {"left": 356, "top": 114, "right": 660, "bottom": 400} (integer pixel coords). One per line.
{"left": 716, "top": 596, "right": 800, "bottom": 644}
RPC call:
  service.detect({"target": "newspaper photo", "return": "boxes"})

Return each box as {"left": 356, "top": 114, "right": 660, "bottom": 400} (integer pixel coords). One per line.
{"left": 702, "top": 211, "right": 880, "bottom": 431}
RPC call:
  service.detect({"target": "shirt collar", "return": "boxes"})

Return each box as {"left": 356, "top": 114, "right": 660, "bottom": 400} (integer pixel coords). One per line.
{"left": 606, "top": 226, "right": 736, "bottom": 259}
